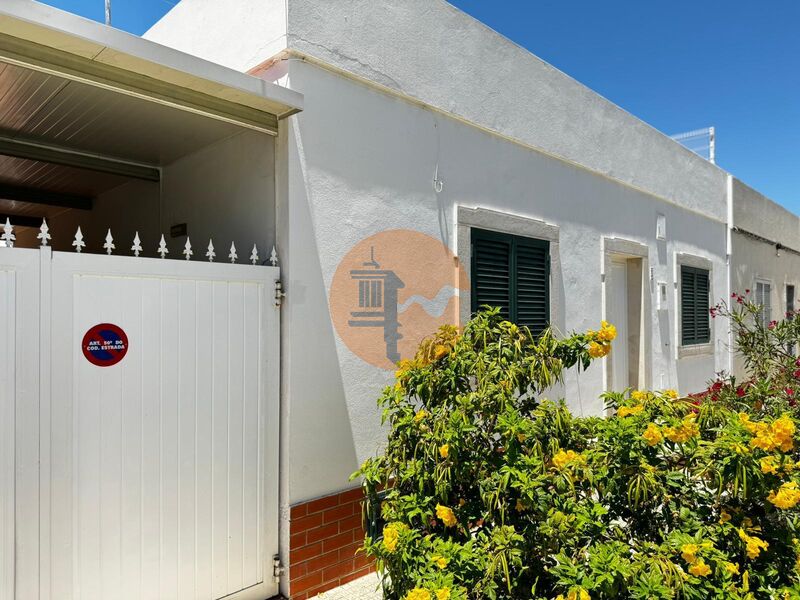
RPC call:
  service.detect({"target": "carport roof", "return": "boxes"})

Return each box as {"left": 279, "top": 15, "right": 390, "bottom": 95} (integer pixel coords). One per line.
{"left": 0, "top": 0, "right": 303, "bottom": 134}
{"left": 0, "top": 1, "right": 303, "bottom": 228}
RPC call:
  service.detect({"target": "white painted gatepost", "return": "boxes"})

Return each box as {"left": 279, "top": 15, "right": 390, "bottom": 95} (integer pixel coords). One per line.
{"left": 1, "top": 222, "right": 281, "bottom": 600}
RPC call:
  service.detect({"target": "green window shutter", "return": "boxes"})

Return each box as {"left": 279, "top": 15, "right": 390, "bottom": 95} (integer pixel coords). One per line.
{"left": 471, "top": 228, "right": 550, "bottom": 335}
{"left": 681, "top": 265, "right": 710, "bottom": 345}
{"left": 695, "top": 269, "right": 711, "bottom": 342}
{"left": 515, "top": 237, "right": 550, "bottom": 335}
{"left": 471, "top": 230, "right": 512, "bottom": 321}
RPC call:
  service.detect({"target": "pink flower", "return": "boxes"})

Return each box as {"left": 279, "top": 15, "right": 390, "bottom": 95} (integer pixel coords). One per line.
{"left": 786, "top": 387, "right": 795, "bottom": 397}
{"left": 745, "top": 289, "right": 751, "bottom": 294}
{"left": 793, "top": 369, "right": 800, "bottom": 379}
{"left": 736, "top": 387, "right": 746, "bottom": 397}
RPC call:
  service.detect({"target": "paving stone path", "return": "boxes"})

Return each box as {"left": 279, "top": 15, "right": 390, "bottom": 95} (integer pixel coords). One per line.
{"left": 313, "top": 572, "right": 382, "bottom": 599}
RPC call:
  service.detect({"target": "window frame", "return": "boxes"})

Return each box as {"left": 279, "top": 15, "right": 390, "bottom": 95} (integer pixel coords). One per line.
{"left": 755, "top": 279, "right": 773, "bottom": 329}
{"left": 470, "top": 227, "right": 551, "bottom": 333}
{"left": 676, "top": 254, "right": 714, "bottom": 358}
{"left": 679, "top": 265, "right": 711, "bottom": 347}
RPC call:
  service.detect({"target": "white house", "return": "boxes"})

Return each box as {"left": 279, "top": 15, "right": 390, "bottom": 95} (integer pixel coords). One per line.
{"left": 0, "top": 1, "right": 793, "bottom": 599}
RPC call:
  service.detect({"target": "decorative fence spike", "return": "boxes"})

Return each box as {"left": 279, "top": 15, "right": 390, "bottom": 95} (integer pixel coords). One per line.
{"left": 103, "top": 229, "right": 116, "bottom": 255}
{"left": 206, "top": 239, "right": 216, "bottom": 262}
{"left": 72, "top": 227, "right": 86, "bottom": 253}
{"left": 131, "top": 232, "right": 143, "bottom": 257}
{"left": 37, "top": 219, "right": 51, "bottom": 247}
{"left": 270, "top": 245, "right": 278, "bottom": 267}
{"left": 2, "top": 218, "right": 15, "bottom": 247}
{"left": 157, "top": 235, "right": 169, "bottom": 259}
{"left": 228, "top": 242, "right": 238, "bottom": 263}
{"left": 183, "top": 237, "right": 193, "bottom": 260}
{"left": 250, "top": 244, "right": 259, "bottom": 265}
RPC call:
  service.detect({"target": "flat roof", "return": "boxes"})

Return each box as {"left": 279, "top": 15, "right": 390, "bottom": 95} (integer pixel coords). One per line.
{"left": 0, "top": 0, "right": 303, "bottom": 135}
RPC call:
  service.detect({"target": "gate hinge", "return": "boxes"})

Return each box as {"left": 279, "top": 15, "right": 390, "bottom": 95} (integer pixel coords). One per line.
{"left": 273, "top": 555, "right": 286, "bottom": 583}
{"left": 274, "top": 280, "right": 286, "bottom": 307}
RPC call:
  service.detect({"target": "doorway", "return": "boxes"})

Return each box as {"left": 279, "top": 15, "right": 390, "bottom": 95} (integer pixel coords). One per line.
{"left": 608, "top": 259, "right": 630, "bottom": 392}
{"left": 606, "top": 254, "right": 647, "bottom": 393}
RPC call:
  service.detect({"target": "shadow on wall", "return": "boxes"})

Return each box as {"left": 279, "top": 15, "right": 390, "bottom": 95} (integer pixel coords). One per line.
{"left": 286, "top": 121, "right": 361, "bottom": 502}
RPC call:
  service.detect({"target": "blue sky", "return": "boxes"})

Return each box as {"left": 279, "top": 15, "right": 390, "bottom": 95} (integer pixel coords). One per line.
{"left": 43, "top": 0, "right": 800, "bottom": 211}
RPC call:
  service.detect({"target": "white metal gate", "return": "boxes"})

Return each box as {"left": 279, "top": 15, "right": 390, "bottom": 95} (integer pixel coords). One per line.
{"left": 1, "top": 242, "right": 280, "bottom": 600}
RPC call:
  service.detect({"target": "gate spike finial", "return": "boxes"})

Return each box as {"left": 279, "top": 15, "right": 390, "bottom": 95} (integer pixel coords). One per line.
{"left": 206, "top": 239, "right": 216, "bottom": 262}
{"left": 250, "top": 244, "right": 259, "bottom": 265}
{"left": 103, "top": 229, "right": 115, "bottom": 255}
{"left": 269, "top": 245, "right": 278, "bottom": 267}
{"left": 157, "top": 234, "right": 169, "bottom": 259}
{"left": 183, "top": 237, "right": 193, "bottom": 260}
{"left": 131, "top": 232, "right": 142, "bottom": 257}
{"left": 37, "top": 218, "right": 51, "bottom": 247}
{"left": 72, "top": 226, "right": 86, "bottom": 253}
{"left": 228, "top": 242, "right": 238, "bottom": 263}
{"left": 2, "top": 218, "right": 15, "bottom": 247}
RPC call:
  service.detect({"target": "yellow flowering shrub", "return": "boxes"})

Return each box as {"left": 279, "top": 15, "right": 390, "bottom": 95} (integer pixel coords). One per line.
{"left": 356, "top": 308, "right": 800, "bottom": 599}
{"left": 768, "top": 481, "right": 800, "bottom": 509}
{"left": 618, "top": 404, "right": 644, "bottom": 418}
{"left": 405, "top": 588, "right": 431, "bottom": 600}
{"left": 435, "top": 504, "right": 457, "bottom": 528}
{"left": 552, "top": 449, "right": 585, "bottom": 470}
{"left": 642, "top": 423, "right": 663, "bottom": 446}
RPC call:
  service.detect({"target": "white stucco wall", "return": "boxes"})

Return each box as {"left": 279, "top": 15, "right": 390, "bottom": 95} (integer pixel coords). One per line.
{"left": 734, "top": 179, "right": 800, "bottom": 245}
{"left": 280, "top": 0, "right": 728, "bottom": 222}
{"left": 147, "top": 0, "right": 727, "bottom": 223}
{"left": 276, "top": 60, "right": 728, "bottom": 504}
{"left": 146, "top": 0, "right": 735, "bottom": 507}
{"left": 18, "top": 131, "right": 276, "bottom": 258}
{"left": 731, "top": 179, "right": 800, "bottom": 377}
{"left": 143, "top": 0, "right": 287, "bottom": 72}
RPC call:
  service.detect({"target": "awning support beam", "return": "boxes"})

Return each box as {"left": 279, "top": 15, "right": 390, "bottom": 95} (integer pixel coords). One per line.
{"left": 0, "top": 134, "right": 160, "bottom": 182}
{"left": 0, "top": 213, "right": 46, "bottom": 228}
{"left": 0, "top": 183, "right": 93, "bottom": 210}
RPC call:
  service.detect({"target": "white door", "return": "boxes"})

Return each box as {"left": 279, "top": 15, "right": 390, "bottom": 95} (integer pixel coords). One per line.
{"left": 39, "top": 251, "right": 280, "bottom": 600}
{"left": 609, "top": 260, "right": 629, "bottom": 392}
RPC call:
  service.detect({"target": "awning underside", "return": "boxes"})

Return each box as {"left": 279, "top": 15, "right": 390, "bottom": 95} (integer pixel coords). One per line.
{"left": 0, "top": 59, "right": 261, "bottom": 226}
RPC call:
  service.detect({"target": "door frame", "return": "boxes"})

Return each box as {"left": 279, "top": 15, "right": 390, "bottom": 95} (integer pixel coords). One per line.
{"left": 608, "top": 258, "right": 630, "bottom": 392}
{"left": 602, "top": 238, "right": 651, "bottom": 397}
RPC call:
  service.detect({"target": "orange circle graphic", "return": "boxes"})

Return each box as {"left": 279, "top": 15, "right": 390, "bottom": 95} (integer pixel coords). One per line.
{"left": 330, "top": 230, "right": 469, "bottom": 370}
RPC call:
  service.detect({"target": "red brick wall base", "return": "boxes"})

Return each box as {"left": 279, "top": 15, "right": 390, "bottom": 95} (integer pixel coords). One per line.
{"left": 288, "top": 487, "right": 375, "bottom": 599}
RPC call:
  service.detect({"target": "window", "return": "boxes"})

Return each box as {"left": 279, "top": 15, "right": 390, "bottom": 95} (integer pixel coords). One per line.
{"left": 471, "top": 228, "right": 550, "bottom": 335}
{"left": 680, "top": 265, "right": 710, "bottom": 346}
{"left": 756, "top": 281, "right": 772, "bottom": 328}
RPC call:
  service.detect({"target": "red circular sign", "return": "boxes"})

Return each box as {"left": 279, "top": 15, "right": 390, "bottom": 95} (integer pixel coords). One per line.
{"left": 82, "top": 323, "right": 129, "bottom": 367}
